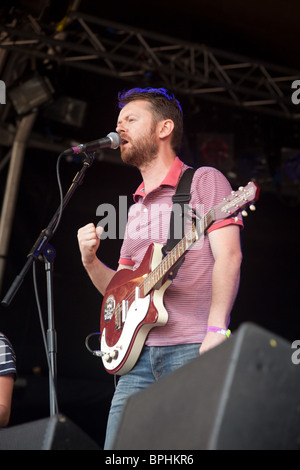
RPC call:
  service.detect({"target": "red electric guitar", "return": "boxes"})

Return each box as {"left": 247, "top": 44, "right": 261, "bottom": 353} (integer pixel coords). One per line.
{"left": 100, "top": 182, "right": 260, "bottom": 375}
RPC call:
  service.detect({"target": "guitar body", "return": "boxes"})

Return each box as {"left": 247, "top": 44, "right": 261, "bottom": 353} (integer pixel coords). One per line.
{"left": 100, "top": 243, "right": 171, "bottom": 375}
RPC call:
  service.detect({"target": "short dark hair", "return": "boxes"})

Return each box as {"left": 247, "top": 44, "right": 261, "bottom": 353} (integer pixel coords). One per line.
{"left": 118, "top": 87, "right": 183, "bottom": 154}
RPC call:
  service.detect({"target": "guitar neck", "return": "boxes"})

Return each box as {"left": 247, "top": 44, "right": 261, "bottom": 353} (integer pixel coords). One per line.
{"left": 143, "top": 208, "right": 215, "bottom": 295}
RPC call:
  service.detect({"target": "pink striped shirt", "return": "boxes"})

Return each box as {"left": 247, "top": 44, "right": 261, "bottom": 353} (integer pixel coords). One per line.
{"left": 119, "top": 157, "right": 243, "bottom": 345}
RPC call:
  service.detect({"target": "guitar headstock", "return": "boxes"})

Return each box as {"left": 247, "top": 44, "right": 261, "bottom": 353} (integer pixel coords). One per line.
{"left": 214, "top": 181, "right": 260, "bottom": 222}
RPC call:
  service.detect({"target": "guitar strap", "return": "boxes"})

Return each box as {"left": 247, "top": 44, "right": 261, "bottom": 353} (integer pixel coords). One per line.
{"left": 162, "top": 167, "right": 196, "bottom": 278}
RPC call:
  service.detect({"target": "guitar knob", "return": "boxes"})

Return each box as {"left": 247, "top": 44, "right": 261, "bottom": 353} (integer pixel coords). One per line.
{"left": 110, "top": 350, "right": 118, "bottom": 359}
{"left": 249, "top": 204, "right": 256, "bottom": 211}
{"left": 104, "top": 353, "right": 111, "bottom": 362}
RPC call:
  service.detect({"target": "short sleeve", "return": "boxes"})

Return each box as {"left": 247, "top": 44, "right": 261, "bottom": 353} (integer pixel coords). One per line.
{"left": 191, "top": 167, "right": 243, "bottom": 233}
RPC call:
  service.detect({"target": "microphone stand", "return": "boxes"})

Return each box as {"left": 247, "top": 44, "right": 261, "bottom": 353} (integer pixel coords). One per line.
{"left": 43, "top": 243, "right": 57, "bottom": 416}
{"left": 1, "top": 151, "right": 96, "bottom": 416}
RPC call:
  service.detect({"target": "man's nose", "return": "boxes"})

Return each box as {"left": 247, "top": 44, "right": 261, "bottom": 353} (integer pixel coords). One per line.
{"left": 116, "top": 122, "right": 125, "bottom": 134}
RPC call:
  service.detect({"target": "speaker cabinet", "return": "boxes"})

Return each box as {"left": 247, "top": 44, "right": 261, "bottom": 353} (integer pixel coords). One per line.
{"left": 112, "top": 323, "right": 300, "bottom": 450}
{"left": 0, "top": 414, "right": 100, "bottom": 450}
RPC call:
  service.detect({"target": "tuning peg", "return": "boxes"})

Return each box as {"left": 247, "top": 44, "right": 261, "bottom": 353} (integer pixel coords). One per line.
{"left": 249, "top": 204, "right": 256, "bottom": 211}
{"left": 242, "top": 210, "right": 248, "bottom": 216}
{"left": 238, "top": 186, "right": 244, "bottom": 191}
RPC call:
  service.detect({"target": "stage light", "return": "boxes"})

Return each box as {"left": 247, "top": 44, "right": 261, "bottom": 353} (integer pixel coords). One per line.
{"left": 9, "top": 75, "right": 54, "bottom": 115}
{"left": 42, "top": 96, "right": 88, "bottom": 128}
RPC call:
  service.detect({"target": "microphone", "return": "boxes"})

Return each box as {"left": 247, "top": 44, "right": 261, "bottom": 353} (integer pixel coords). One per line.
{"left": 63, "top": 132, "right": 120, "bottom": 155}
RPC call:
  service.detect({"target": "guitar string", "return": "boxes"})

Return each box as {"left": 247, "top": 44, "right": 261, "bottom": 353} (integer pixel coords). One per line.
{"left": 113, "top": 216, "right": 205, "bottom": 328}
{"left": 114, "top": 236, "right": 187, "bottom": 327}
{"left": 113, "top": 232, "right": 192, "bottom": 328}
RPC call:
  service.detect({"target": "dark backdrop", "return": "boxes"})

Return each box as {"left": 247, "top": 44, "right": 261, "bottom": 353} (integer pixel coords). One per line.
{"left": 1, "top": 115, "right": 299, "bottom": 447}
{"left": 0, "top": 0, "right": 299, "bottom": 448}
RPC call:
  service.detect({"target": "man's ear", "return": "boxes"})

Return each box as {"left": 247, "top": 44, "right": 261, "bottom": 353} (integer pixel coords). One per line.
{"left": 158, "top": 119, "right": 174, "bottom": 139}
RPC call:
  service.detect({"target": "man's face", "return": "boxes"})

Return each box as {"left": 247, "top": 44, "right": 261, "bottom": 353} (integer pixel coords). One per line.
{"left": 116, "top": 100, "right": 159, "bottom": 169}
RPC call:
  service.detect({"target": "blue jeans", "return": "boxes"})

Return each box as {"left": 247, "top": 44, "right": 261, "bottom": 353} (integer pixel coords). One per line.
{"left": 104, "top": 343, "right": 200, "bottom": 450}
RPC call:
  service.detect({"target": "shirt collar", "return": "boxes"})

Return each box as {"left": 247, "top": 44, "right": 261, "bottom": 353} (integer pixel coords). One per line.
{"left": 133, "top": 156, "right": 184, "bottom": 201}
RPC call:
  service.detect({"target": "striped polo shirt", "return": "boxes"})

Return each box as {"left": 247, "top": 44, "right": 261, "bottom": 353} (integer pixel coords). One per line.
{"left": 119, "top": 157, "right": 243, "bottom": 345}
{"left": 0, "top": 332, "right": 16, "bottom": 376}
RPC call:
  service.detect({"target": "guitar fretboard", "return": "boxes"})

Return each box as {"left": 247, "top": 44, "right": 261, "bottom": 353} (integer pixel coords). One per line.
{"left": 143, "top": 208, "right": 215, "bottom": 295}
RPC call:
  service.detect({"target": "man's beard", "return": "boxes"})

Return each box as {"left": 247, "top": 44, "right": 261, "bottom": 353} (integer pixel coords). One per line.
{"left": 120, "top": 127, "right": 158, "bottom": 169}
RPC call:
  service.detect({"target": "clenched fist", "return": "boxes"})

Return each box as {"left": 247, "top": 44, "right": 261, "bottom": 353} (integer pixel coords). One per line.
{"left": 77, "top": 223, "right": 103, "bottom": 267}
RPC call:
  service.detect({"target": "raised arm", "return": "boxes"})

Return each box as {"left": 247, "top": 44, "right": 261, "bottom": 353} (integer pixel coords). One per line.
{"left": 77, "top": 223, "right": 116, "bottom": 295}
{"left": 77, "top": 223, "right": 131, "bottom": 295}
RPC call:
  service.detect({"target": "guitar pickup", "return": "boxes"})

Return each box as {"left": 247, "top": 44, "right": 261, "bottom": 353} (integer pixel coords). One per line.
{"left": 122, "top": 299, "right": 128, "bottom": 323}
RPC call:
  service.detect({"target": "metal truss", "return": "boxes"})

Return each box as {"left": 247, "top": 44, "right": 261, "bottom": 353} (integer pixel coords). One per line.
{"left": 0, "top": 11, "right": 299, "bottom": 120}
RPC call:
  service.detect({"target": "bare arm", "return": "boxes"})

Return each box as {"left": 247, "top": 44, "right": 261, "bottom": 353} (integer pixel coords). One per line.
{"left": 77, "top": 223, "right": 131, "bottom": 295}
{"left": 0, "top": 374, "right": 14, "bottom": 427}
{"left": 199, "top": 224, "right": 242, "bottom": 355}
